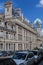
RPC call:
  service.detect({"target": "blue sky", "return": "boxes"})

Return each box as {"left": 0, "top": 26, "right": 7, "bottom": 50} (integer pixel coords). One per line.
{"left": 0, "top": 0, "right": 43, "bottom": 28}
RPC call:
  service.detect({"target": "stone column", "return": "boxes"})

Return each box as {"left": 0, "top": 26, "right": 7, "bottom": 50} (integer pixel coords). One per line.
{"left": 15, "top": 25, "right": 18, "bottom": 50}
{"left": 22, "top": 29, "right": 24, "bottom": 50}
{"left": 15, "top": 43, "right": 18, "bottom": 50}
{"left": 3, "top": 31, "right": 6, "bottom": 51}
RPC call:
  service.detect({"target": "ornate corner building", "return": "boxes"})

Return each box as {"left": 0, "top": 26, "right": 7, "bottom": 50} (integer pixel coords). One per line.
{"left": 0, "top": 1, "right": 42, "bottom": 51}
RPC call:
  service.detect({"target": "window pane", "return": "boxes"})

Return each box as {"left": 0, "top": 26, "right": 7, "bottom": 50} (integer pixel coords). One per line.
{"left": 18, "top": 44, "right": 22, "bottom": 50}
{"left": 18, "top": 34, "right": 22, "bottom": 40}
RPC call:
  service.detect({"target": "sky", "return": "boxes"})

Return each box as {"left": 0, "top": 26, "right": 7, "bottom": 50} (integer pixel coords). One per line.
{"left": 0, "top": 0, "right": 43, "bottom": 28}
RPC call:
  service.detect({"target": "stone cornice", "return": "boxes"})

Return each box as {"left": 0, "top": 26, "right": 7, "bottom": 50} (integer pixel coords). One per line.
{"left": 5, "top": 18, "right": 37, "bottom": 35}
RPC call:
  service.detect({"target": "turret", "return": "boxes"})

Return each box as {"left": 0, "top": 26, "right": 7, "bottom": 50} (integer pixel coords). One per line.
{"left": 34, "top": 18, "right": 42, "bottom": 36}
{"left": 4, "top": 1, "right": 13, "bottom": 18}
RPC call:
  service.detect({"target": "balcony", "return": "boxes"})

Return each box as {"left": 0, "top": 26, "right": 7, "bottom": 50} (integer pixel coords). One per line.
{"left": 6, "top": 34, "right": 15, "bottom": 40}
{"left": 0, "top": 22, "right": 16, "bottom": 33}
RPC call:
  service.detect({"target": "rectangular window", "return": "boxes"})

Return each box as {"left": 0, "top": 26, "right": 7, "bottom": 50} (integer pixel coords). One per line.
{"left": 18, "top": 44, "right": 22, "bottom": 50}
{"left": 18, "top": 26, "right": 22, "bottom": 34}
{"left": 6, "top": 32, "right": 8, "bottom": 39}
{"left": 0, "top": 43, "right": 3, "bottom": 49}
{"left": 10, "top": 34, "right": 14, "bottom": 40}
{"left": 26, "top": 31, "right": 29, "bottom": 41}
{"left": 7, "top": 23, "right": 12, "bottom": 30}
{"left": 9, "top": 43, "right": 10, "bottom": 50}
{"left": 14, "top": 34, "right": 15, "bottom": 40}
{"left": 26, "top": 43, "right": 28, "bottom": 49}
{"left": 14, "top": 44, "right": 15, "bottom": 51}
{"left": 13, "top": 26, "right": 15, "bottom": 31}
{"left": 9, "top": 43, "right": 13, "bottom": 50}
{"left": 24, "top": 44, "right": 26, "bottom": 50}
{"left": 26, "top": 36, "right": 29, "bottom": 41}
{"left": 0, "top": 31, "right": 3, "bottom": 38}
{"left": 18, "top": 34, "right": 22, "bottom": 40}
{"left": 6, "top": 43, "right": 8, "bottom": 50}
{"left": 26, "top": 44, "right": 29, "bottom": 50}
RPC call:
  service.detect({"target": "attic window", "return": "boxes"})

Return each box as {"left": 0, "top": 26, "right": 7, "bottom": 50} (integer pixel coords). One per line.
{"left": 7, "top": 7, "right": 9, "bottom": 11}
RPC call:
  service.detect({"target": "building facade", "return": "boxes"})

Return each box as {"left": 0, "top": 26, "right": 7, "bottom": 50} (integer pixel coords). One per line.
{"left": 0, "top": 1, "right": 42, "bottom": 51}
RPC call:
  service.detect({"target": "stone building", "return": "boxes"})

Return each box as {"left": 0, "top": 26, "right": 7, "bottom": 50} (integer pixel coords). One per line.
{"left": 0, "top": 1, "right": 42, "bottom": 51}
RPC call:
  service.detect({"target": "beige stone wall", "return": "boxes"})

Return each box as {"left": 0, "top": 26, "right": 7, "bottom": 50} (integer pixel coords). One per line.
{"left": 0, "top": 1, "right": 42, "bottom": 51}
{"left": 0, "top": 18, "right": 42, "bottom": 51}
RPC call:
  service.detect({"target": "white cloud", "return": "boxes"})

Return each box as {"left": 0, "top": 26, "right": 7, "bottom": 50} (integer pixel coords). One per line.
{"left": 36, "top": 0, "right": 43, "bottom": 7}
{"left": 40, "top": 0, "right": 43, "bottom": 5}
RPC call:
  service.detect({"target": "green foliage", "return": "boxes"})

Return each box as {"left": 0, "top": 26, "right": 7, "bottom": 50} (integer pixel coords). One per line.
{"left": 34, "top": 47, "right": 39, "bottom": 50}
